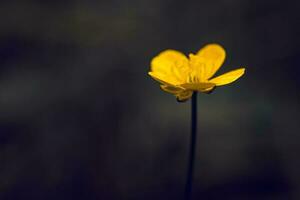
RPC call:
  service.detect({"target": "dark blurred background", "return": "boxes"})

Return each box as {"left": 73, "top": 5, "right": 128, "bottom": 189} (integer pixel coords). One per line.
{"left": 0, "top": 0, "right": 299, "bottom": 199}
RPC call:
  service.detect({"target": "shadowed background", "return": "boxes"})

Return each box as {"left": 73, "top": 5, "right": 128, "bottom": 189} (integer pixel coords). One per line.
{"left": 0, "top": 0, "right": 299, "bottom": 199}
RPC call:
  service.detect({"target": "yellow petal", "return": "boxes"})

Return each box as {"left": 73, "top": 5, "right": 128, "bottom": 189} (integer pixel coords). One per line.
{"left": 202, "top": 86, "right": 216, "bottom": 94}
{"left": 148, "top": 72, "right": 180, "bottom": 86}
{"left": 188, "top": 54, "right": 207, "bottom": 82}
{"left": 209, "top": 68, "right": 245, "bottom": 86}
{"left": 180, "top": 82, "right": 215, "bottom": 92}
{"left": 160, "top": 85, "right": 184, "bottom": 94}
{"left": 196, "top": 44, "right": 226, "bottom": 80}
{"left": 176, "top": 90, "right": 193, "bottom": 102}
{"left": 151, "top": 50, "right": 189, "bottom": 82}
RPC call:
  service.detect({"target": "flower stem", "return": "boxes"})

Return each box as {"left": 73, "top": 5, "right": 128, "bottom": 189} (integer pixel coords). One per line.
{"left": 185, "top": 92, "right": 197, "bottom": 200}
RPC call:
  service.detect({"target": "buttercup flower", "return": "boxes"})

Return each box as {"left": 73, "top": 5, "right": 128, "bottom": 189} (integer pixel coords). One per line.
{"left": 148, "top": 44, "right": 245, "bottom": 102}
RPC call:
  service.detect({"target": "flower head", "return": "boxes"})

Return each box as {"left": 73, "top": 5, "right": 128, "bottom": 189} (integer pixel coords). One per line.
{"left": 148, "top": 44, "right": 245, "bottom": 102}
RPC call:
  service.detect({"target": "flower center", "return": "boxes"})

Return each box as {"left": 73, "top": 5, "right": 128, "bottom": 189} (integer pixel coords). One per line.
{"left": 187, "top": 71, "right": 200, "bottom": 83}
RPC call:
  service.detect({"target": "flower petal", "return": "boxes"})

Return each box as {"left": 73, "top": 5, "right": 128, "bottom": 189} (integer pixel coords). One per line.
{"left": 209, "top": 68, "right": 245, "bottom": 86}
{"left": 188, "top": 54, "right": 207, "bottom": 82}
{"left": 180, "top": 82, "right": 215, "bottom": 92}
{"left": 148, "top": 72, "right": 180, "bottom": 86}
{"left": 202, "top": 86, "right": 216, "bottom": 94}
{"left": 160, "top": 85, "right": 184, "bottom": 94}
{"left": 151, "top": 50, "right": 189, "bottom": 82}
{"left": 196, "top": 44, "right": 226, "bottom": 80}
{"left": 176, "top": 90, "right": 193, "bottom": 102}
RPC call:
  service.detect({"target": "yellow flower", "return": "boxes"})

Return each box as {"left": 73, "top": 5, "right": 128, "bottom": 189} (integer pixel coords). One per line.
{"left": 148, "top": 44, "right": 245, "bottom": 102}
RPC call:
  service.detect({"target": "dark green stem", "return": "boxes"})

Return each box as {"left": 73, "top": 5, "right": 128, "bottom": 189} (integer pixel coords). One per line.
{"left": 185, "top": 92, "right": 197, "bottom": 200}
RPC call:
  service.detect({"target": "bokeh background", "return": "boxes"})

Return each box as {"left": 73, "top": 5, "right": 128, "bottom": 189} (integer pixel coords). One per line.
{"left": 0, "top": 0, "right": 299, "bottom": 199}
